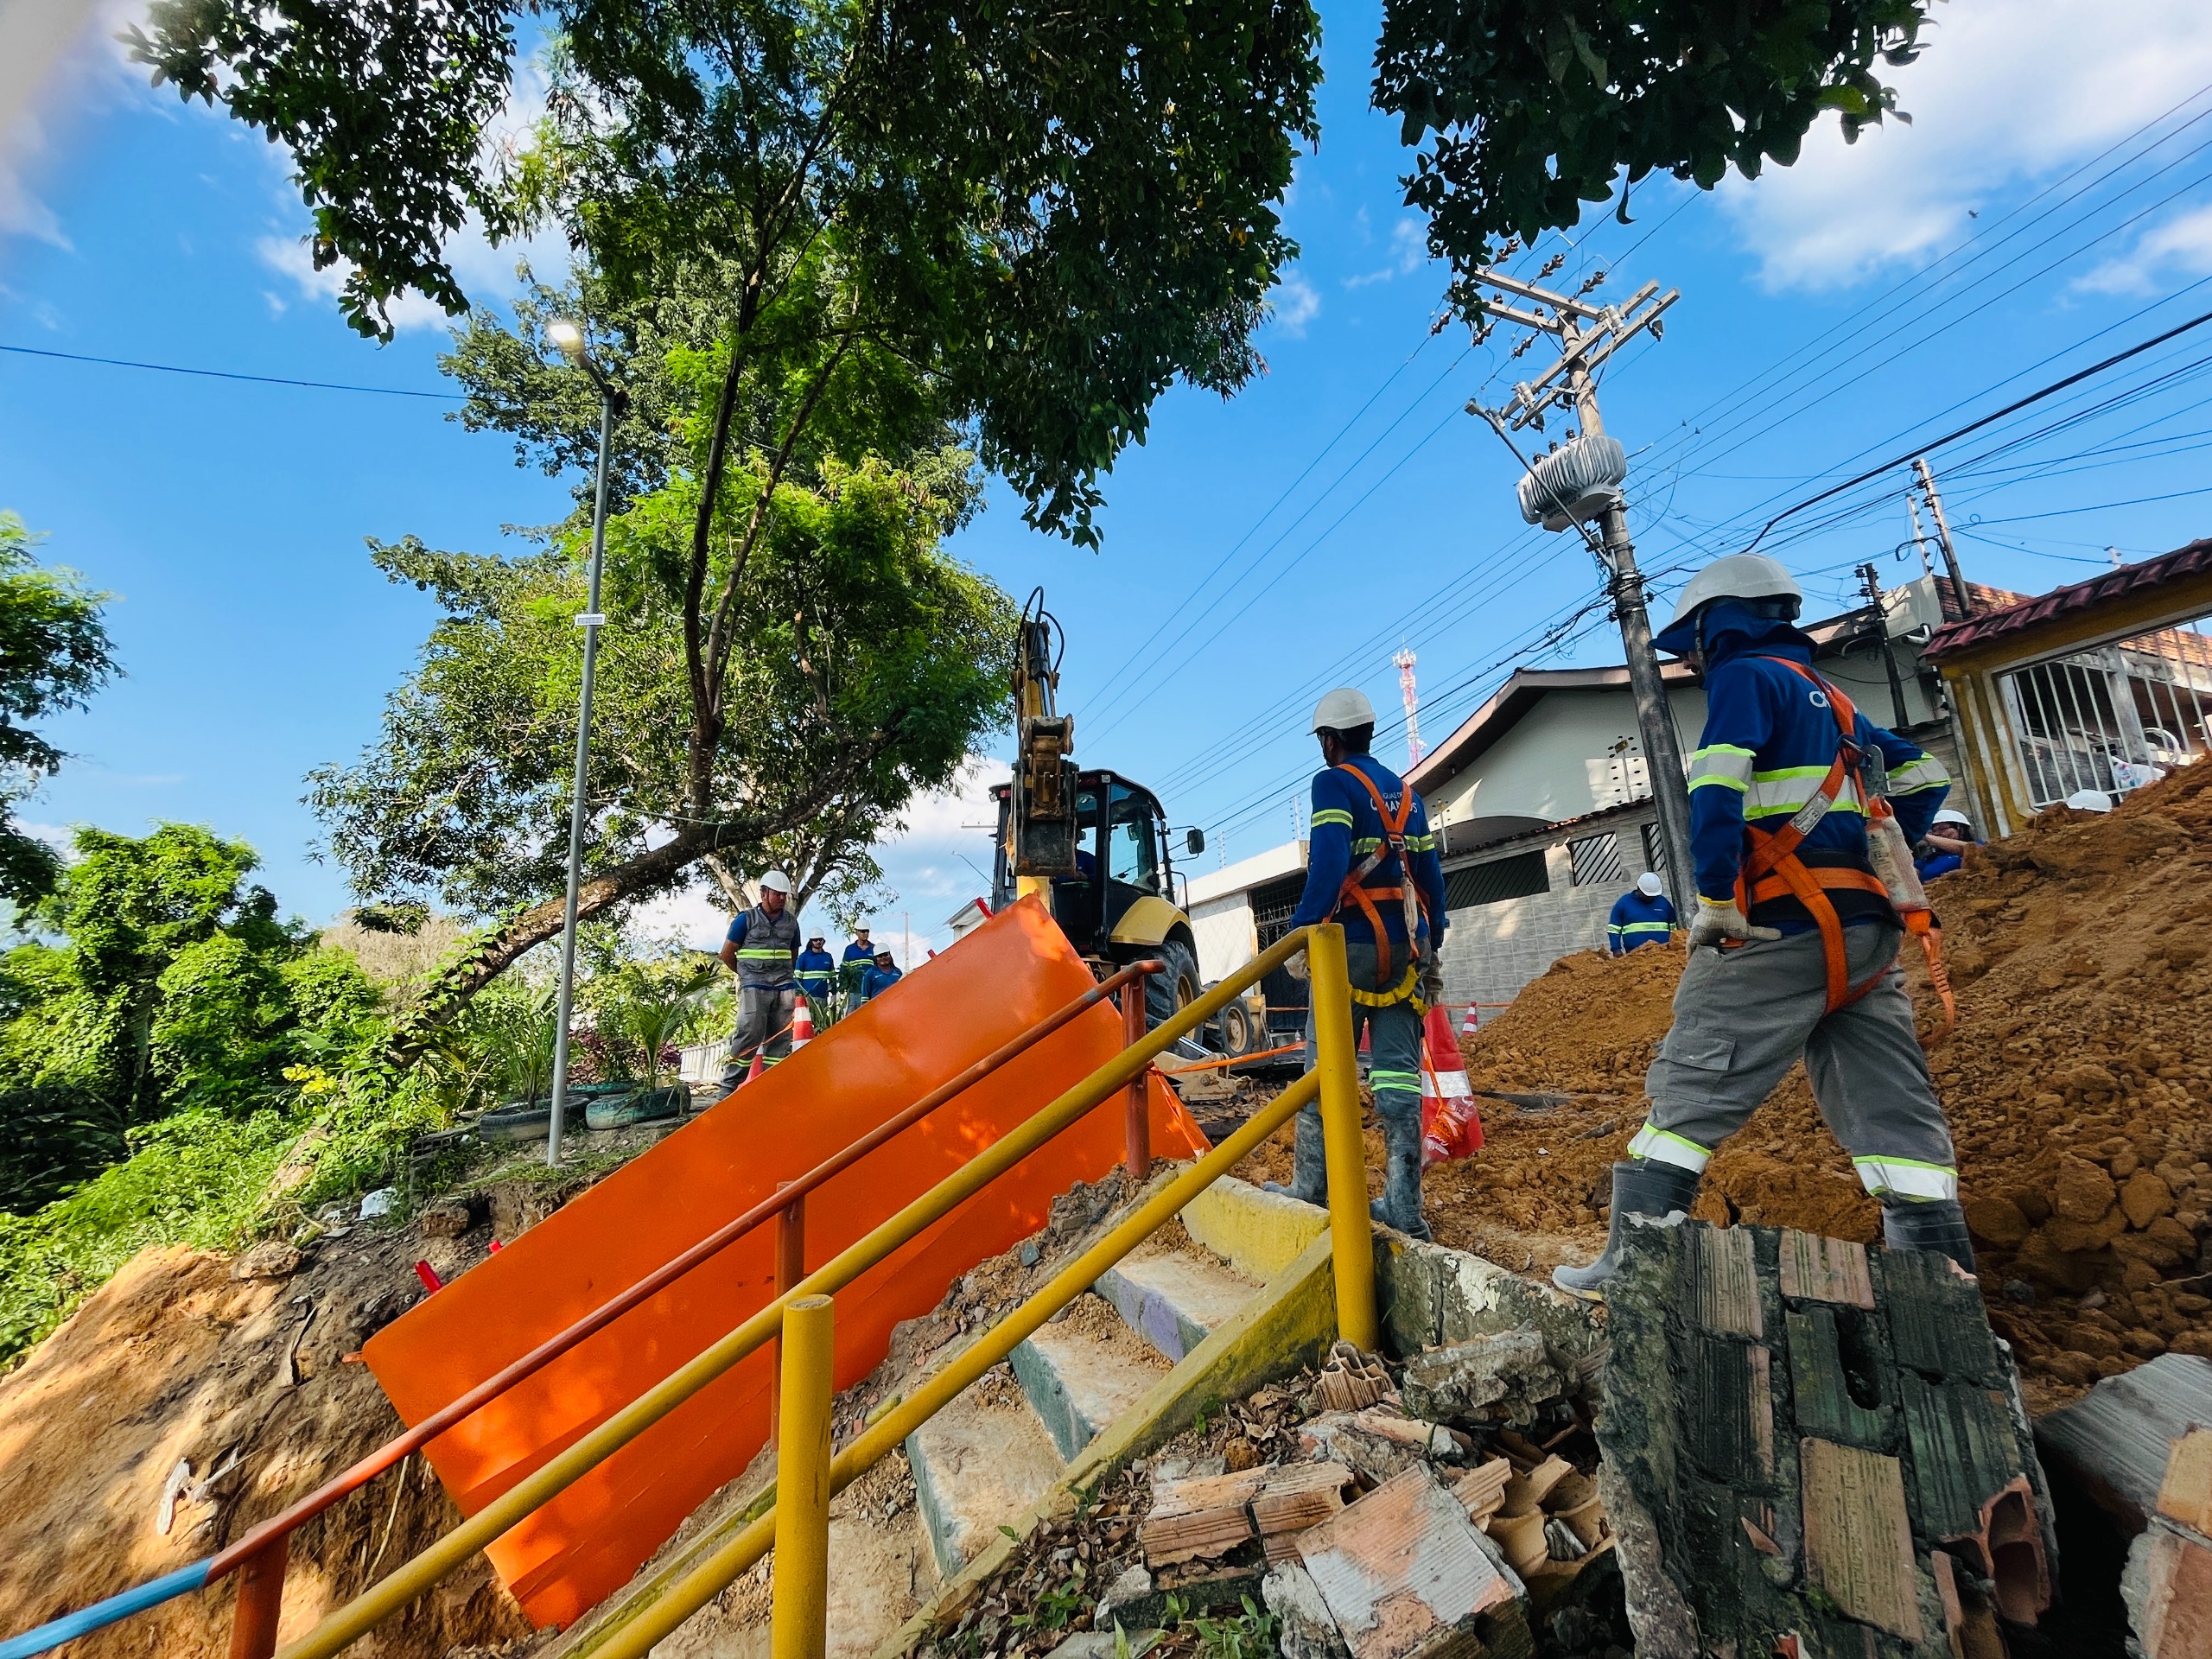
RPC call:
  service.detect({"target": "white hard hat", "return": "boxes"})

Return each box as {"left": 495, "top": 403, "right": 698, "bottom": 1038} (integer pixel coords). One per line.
{"left": 1637, "top": 872, "right": 1663, "bottom": 898}
{"left": 1653, "top": 554, "right": 1804, "bottom": 654}
{"left": 1312, "top": 688, "right": 1376, "bottom": 734}
{"left": 1933, "top": 808, "right": 1973, "bottom": 827}
{"left": 2062, "top": 790, "right": 2113, "bottom": 814}
{"left": 759, "top": 868, "right": 793, "bottom": 893}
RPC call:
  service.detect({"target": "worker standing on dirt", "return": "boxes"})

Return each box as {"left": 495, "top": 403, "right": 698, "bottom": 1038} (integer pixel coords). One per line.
{"left": 796, "top": 934, "right": 836, "bottom": 1007}
{"left": 1556, "top": 555, "right": 1974, "bottom": 1298}
{"left": 1273, "top": 688, "right": 1448, "bottom": 1240}
{"left": 720, "top": 869, "right": 800, "bottom": 1090}
{"left": 1606, "top": 873, "right": 1677, "bottom": 954}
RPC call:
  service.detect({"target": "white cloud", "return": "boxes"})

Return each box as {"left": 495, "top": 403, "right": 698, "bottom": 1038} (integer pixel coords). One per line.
{"left": 1720, "top": 0, "right": 2212, "bottom": 291}
{"left": 1344, "top": 219, "right": 1429, "bottom": 289}
{"left": 1268, "top": 272, "right": 1321, "bottom": 337}
{"left": 2075, "top": 201, "right": 2212, "bottom": 294}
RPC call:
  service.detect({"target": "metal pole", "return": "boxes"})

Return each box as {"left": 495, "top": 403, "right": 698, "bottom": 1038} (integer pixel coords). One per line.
{"left": 1122, "top": 974, "right": 1150, "bottom": 1182}
{"left": 1859, "top": 563, "right": 1912, "bottom": 730}
{"left": 226, "top": 1535, "right": 289, "bottom": 1659}
{"left": 1306, "top": 925, "right": 1377, "bottom": 1352}
{"left": 547, "top": 390, "right": 614, "bottom": 1167}
{"left": 770, "top": 1294, "right": 834, "bottom": 1659}
{"left": 1912, "top": 456, "right": 1974, "bottom": 618}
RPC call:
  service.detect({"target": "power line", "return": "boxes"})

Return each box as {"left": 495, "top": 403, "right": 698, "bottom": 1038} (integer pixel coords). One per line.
{"left": 0, "top": 342, "right": 465, "bottom": 400}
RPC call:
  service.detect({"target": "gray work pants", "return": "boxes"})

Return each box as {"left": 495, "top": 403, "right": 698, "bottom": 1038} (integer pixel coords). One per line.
{"left": 1287, "top": 942, "right": 1430, "bottom": 1239}
{"left": 722, "top": 983, "right": 796, "bottom": 1090}
{"left": 1637, "top": 921, "right": 1959, "bottom": 1201}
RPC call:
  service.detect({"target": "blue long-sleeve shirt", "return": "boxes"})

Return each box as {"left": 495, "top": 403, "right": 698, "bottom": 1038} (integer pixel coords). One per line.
{"left": 1682, "top": 609, "right": 1948, "bottom": 933}
{"left": 1607, "top": 889, "right": 1676, "bottom": 953}
{"left": 795, "top": 947, "right": 836, "bottom": 997}
{"left": 858, "top": 963, "right": 903, "bottom": 1001}
{"left": 1286, "top": 755, "right": 1447, "bottom": 956}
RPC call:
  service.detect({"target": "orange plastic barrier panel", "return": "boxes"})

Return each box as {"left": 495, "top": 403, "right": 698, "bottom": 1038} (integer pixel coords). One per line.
{"left": 365, "top": 899, "right": 1205, "bottom": 1629}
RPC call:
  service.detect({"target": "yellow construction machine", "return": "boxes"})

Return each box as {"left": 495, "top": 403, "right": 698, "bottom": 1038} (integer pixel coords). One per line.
{"left": 988, "top": 589, "right": 1208, "bottom": 1027}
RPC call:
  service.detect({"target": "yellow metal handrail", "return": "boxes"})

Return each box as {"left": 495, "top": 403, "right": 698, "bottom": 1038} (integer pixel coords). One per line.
{"left": 276, "top": 924, "right": 1371, "bottom": 1659}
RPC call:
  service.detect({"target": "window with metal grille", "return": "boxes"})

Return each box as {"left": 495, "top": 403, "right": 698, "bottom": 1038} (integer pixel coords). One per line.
{"left": 1443, "top": 850, "right": 1549, "bottom": 908}
{"left": 1567, "top": 832, "right": 1624, "bottom": 887}
{"left": 1641, "top": 822, "right": 1668, "bottom": 883}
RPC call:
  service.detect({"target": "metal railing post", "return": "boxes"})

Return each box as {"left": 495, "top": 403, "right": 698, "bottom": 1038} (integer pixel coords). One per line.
{"left": 1306, "top": 925, "right": 1377, "bottom": 1351}
{"left": 770, "top": 1294, "right": 834, "bottom": 1659}
{"left": 1121, "top": 971, "right": 1150, "bottom": 1182}
{"left": 226, "top": 1536, "right": 289, "bottom": 1659}
{"left": 770, "top": 1185, "right": 804, "bottom": 1446}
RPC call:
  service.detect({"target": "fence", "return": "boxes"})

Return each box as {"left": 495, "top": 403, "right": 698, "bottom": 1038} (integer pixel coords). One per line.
{"left": 1995, "top": 615, "right": 2212, "bottom": 809}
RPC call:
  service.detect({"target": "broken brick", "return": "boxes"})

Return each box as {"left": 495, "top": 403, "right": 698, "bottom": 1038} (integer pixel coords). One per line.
{"left": 1799, "top": 1437, "right": 1924, "bottom": 1644}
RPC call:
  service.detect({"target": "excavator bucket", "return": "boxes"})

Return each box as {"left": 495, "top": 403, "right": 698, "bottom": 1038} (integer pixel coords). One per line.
{"left": 364, "top": 898, "right": 1206, "bottom": 1629}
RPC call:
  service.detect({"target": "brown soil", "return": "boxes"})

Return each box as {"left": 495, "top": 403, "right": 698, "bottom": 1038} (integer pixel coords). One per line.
{"left": 1243, "top": 762, "right": 2212, "bottom": 1411}
{"left": 0, "top": 1233, "right": 531, "bottom": 1659}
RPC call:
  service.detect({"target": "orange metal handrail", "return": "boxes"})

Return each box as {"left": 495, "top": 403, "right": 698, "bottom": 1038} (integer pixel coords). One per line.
{"left": 202, "top": 959, "right": 1160, "bottom": 1610}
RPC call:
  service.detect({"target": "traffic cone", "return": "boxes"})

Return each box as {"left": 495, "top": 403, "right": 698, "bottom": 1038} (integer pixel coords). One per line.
{"left": 791, "top": 997, "right": 815, "bottom": 1052}
{"left": 1459, "top": 1002, "right": 1482, "bottom": 1038}
{"left": 744, "top": 1049, "right": 766, "bottom": 1084}
{"left": 1421, "top": 1004, "right": 1484, "bottom": 1165}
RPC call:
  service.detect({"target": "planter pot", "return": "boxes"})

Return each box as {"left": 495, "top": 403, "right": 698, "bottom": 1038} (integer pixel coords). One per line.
{"left": 585, "top": 1084, "right": 689, "bottom": 1132}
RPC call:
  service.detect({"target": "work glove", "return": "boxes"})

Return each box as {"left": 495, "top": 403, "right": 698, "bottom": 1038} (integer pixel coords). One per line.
{"left": 1688, "top": 899, "right": 1782, "bottom": 949}
{"left": 1418, "top": 950, "right": 1446, "bottom": 1010}
{"left": 1284, "top": 951, "right": 1310, "bottom": 982}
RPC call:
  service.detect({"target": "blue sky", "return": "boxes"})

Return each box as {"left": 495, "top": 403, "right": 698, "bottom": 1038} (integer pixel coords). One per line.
{"left": 4, "top": 0, "right": 2212, "bottom": 959}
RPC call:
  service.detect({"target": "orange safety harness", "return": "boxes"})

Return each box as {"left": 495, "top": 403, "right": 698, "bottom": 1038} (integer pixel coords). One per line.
{"left": 1330, "top": 764, "right": 1435, "bottom": 1001}
{"left": 1732, "top": 658, "right": 1957, "bottom": 1040}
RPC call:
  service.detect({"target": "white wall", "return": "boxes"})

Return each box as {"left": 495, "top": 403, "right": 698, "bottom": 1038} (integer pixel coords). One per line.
{"left": 1424, "top": 686, "right": 1707, "bottom": 828}
{"left": 1192, "top": 894, "right": 1258, "bottom": 984}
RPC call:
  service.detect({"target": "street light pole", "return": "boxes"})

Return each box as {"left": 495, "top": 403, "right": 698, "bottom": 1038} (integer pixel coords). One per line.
{"left": 545, "top": 322, "right": 624, "bottom": 1168}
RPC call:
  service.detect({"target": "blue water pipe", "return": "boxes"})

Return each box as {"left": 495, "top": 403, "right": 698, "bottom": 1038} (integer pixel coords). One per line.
{"left": 0, "top": 1560, "right": 213, "bottom": 1659}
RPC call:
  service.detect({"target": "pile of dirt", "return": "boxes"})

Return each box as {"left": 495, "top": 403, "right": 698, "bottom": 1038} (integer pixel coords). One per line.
{"left": 1240, "top": 762, "right": 2212, "bottom": 1408}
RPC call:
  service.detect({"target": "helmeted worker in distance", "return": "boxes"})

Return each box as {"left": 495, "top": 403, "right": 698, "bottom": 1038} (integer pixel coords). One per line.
{"left": 841, "top": 925, "right": 875, "bottom": 1001}
{"left": 1916, "top": 808, "right": 1980, "bottom": 882}
{"left": 1607, "top": 871, "right": 1676, "bottom": 955}
{"left": 1556, "top": 554, "right": 1974, "bottom": 1298}
{"left": 857, "top": 945, "right": 903, "bottom": 1003}
{"left": 795, "top": 934, "right": 836, "bottom": 1006}
{"left": 1272, "top": 688, "right": 1448, "bottom": 1240}
{"left": 720, "top": 868, "right": 800, "bottom": 1090}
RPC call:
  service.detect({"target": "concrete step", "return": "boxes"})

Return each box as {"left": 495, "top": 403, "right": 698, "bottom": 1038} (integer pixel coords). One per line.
{"left": 906, "top": 1368, "right": 1066, "bottom": 1581}
{"left": 1094, "top": 1247, "right": 1259, "bottom": 1363}
{"left": 1011, "top": 1294, "right": 1175, "bottom": 1462}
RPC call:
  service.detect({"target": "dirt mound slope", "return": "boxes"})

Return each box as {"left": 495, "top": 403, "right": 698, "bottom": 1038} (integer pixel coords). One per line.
{"left": 0, "top": 1222, "right": 535, "bottom": 1658}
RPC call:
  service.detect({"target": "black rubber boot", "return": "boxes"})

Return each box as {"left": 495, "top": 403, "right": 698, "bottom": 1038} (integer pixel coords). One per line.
{"left": 1262, "top": 1105, "right": 1330, "bottom": 1205}
{"left": 1882, "top": 1198, "right": 1977, "bottom": 1277}
{"left": 1552, "top": 1160, "right": 1703, "bottom": 1301}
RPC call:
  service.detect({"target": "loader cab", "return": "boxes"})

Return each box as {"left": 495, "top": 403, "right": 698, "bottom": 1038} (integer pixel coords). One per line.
{"left": 991, "top": 771, "right": 1179, "bottom": 954}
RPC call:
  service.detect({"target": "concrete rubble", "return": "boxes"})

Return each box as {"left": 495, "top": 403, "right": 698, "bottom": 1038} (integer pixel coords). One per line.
{"left": 2038, "top": 1355, "right": 2212, "bottom": 1658}
{"left": 1597, "top": 1214, "right": 2058, "bottom": 1658}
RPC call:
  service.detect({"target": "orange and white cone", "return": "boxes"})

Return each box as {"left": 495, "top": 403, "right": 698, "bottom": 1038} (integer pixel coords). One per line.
{"left": 744, "top": 1049, "right": 766, "bottom": 1084}
{"left": 1459, "top": 1002, "right": 1482, "bottom": 1039}
{"left": 791, "top": 997, "right": 815, "bottom": 1052}
{"left": 1421, "top": 1004, "right": 1484, "bottom": 1165}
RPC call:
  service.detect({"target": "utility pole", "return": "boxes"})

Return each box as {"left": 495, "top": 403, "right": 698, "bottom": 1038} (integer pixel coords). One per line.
{"left": 1911, "top": 456, "right": 1975, "bottom": 617}
{"left": 1473, "top": 268, "right": 1695, "bottom": 906}
{"left": 1858, "top": 563, "right": 1912, "bottom": 731}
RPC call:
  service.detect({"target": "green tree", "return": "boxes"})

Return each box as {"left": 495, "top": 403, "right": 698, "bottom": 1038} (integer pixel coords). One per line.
{"left": 308, "top": 452, "right": 1014, "bottom": 1033}
{"left": 1371, "top": 0, "right": 1932, "bottom": 306}
{"left": 0, "top": 514, "right": 118, "bottom": 902}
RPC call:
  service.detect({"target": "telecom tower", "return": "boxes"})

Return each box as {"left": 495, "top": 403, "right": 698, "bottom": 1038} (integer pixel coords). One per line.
{"left": 1395, "top": 648, "right": 1423, "bottom": 769}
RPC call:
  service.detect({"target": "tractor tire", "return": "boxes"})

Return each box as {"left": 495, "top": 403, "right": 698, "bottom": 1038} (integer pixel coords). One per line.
{"left": 1218, "top": 998, "right": 1257, "bottom": 1058}
{"left": 1143, "top": 940, "right": 1202, "bottom": 1032}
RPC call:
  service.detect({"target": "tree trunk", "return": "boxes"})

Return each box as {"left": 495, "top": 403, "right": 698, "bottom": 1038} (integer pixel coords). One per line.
{"left": 385, "top": 823, "right": 727, "bottom": 1067}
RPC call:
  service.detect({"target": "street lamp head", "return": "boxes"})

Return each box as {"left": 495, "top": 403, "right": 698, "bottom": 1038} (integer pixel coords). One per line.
{"left": 547, "top": 320, "right": 587, "bottom": 361}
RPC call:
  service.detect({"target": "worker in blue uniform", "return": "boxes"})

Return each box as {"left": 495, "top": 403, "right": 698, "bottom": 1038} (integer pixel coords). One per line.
{"left": 1270, "top": 688, "right": 1448, "bottom": 1240}
{"left": 795, "top": 934, "right": 836, "bottom": 1007}
{"left": 857, "top": 946, "right": 903, "bottom": 1003}
{"left": 841, "top": 925, "right": 876, "bottom": 1002}
{"left": 1916, "top": 808, "right": 1979, "bottom": 881}
{"left": 1606, "top": 872, "right": 1677, "bottom": 954}
{"left": 1557, "top": 555, "right": 1971, "bottom": 1298}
